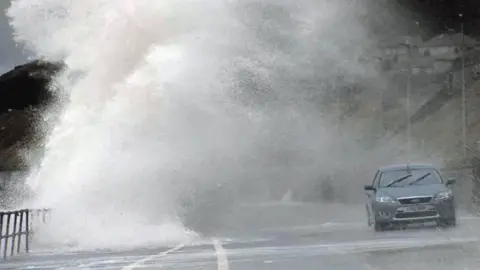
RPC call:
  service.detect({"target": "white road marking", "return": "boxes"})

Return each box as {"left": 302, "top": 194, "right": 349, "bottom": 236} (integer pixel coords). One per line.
{"left": 76, "top": 259, "right": 120, "bottom": 269}
{"left": 364, "top": 263, "right": 379, "bottom": 270}
{"left": 212, "top": 238, "right": 229, "bottom": 270}
{"left": 121, "top": 244, "right": 184, "bottom": 270}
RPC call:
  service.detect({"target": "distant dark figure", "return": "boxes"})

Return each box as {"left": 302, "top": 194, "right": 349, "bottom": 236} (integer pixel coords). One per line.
{"left": 314, "top": 174, "right": 334, "bottom": 203}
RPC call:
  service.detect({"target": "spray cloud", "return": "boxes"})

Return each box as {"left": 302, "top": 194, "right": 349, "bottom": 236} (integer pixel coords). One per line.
{"left": 6, "top": 0, "right": 410, "bottom": 249}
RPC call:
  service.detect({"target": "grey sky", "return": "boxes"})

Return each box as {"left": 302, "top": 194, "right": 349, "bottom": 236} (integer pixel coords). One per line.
{"left": 0, "top": 0, "right": 28, "bottom": 73}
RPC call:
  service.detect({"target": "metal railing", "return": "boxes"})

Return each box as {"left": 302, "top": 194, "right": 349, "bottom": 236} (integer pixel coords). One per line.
{"left": 0, "top": 208, "right": 50, "bottom": 259}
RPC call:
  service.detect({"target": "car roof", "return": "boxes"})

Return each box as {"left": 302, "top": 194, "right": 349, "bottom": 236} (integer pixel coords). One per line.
{"left": 378, "top": 163, "right": 436, "bottom": 172}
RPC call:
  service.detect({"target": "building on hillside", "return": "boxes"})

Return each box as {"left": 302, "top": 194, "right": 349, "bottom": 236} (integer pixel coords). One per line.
{"left": 377, "top": 35, "right": 423, "bottom": 57}
{"left": 375, "top": 33, "right": 480, "bottom": 110}
{"left": 374, "top": 35, "right": 423, "bottom": 72}
{"left": 374, "top": 32, "right": 479, "bottom": 75}
{"left": 365, "top": 33, "right": 480, "bottom": 157}
{"left": 420, "top": 32, "right": 478, "bottom": 59}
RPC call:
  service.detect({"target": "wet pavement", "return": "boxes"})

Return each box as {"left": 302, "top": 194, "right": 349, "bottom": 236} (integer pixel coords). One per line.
{"left": 3, "top": 204, "right": 480, "bottom": 269}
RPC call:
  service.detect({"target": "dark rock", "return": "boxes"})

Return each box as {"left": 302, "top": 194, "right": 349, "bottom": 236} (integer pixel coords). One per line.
{"left": 0, "top": 60, "right": 62, "bottom": 170}
{"left": 0, "top": 60, "right": 63, "bottom": 116}
{"left": 0, "top": 109, "right": 38, "bottom": 170}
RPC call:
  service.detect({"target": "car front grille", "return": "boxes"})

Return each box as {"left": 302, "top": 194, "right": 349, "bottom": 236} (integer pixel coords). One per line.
{"left": 397, "top": 196, "right": 433, "bottom": 204}
{"left": 395, "top": 210, "right": 437, "bottom": 219}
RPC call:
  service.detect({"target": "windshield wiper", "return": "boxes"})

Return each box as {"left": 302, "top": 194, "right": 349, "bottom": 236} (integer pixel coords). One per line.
{"left": 386, "top": 174, "right": 412, "bottom": 187}
{"left": 408, "top": 172, "right": 431, "bottom": 186}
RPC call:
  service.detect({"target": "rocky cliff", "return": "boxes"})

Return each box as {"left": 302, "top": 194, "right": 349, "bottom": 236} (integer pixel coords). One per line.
{"left": 0, "top": 60, "right": 62, "bottom": 170}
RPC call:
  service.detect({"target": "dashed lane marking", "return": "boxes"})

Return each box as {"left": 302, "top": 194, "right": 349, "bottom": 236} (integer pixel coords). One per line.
{"left": 121, "top": 244, "right": 184, "bottom": 270}
{"left": 213, "top": 238, "right": 229, "bottom": 270}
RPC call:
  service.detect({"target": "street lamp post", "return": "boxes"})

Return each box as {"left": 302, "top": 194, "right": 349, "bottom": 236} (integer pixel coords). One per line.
{"left": 460, "top": 14, "right": 467, "bottom": 160}
{"left": 407, "top": 55, "right": 412, "bottom": 161}
{"left": 371, "top": 56, "right": 385, "bottom": 132}
{"left": 403, "top": 43, "right": 413, "bottom": 161}
{"left": 333, "top": 79, "right": 340, "bottom": 183}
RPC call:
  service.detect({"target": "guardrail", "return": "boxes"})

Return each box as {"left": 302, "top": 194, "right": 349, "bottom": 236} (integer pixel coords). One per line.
{"left": 0, "top": 208, "right": 50, "bottom": 259}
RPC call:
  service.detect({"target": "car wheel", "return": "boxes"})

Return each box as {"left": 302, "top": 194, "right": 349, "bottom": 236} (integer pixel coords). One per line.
{"left": 374, "top": 220, "right": 386, "bottom": 232}
{"left": 439, "top": 218, "right": 456, "bottom": 228}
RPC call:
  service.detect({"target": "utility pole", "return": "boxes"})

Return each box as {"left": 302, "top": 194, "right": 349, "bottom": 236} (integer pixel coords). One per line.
{"left": 371, "top": 55, "right": 385, "bottom": 133}
{"left": 406, "top": 44, "right": 412, "bottom": 161}
{"left": 334, "top": 79, "right": 340, "bottom": 182}
{"left": 460, "top": 14, "right": 467, "bottom": 160}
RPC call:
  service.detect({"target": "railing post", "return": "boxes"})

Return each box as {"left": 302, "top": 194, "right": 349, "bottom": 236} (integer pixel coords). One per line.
{"left": 0, "top": 208, "right": 51, "bottom": 259}
{"left": 10, "top": 212, "right": 18, "bottom": 256}
{"left": 42, "top": 209, "right": 47, "bottom": 223}
{"left": 17, "top": 210, "right": 24, "bottom": 254}
{"left": 0, "top": 213, "right": 3, "bottom": 258}
{"left": 3, "top": 213, "right": 10, "bottom": 259}
{"left": 25, "top": 210, "right": 29, "bottom": 253}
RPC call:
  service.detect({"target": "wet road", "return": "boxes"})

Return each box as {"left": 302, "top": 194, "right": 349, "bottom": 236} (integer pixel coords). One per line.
{"left": 3, "top": 204, "right": 480, "bottom": 269}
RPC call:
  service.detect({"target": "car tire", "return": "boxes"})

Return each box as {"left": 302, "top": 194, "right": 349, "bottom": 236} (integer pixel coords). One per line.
{"left": 374, "top": 221, "right": 386, "bottom": 232}
{"left": 439, "top": 218, "right": 456, "bottom": 228}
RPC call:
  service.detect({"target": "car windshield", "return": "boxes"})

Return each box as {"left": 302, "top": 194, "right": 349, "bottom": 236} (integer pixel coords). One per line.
{"left": 378, "top": 168, "right": 442, "bottom": 188}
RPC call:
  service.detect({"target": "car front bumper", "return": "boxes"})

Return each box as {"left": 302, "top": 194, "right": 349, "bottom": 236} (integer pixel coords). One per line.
{"left": 372, "top": 198, "right": 455, "bottom": 223}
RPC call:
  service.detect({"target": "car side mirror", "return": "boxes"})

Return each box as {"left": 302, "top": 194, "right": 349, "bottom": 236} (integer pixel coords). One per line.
{"left": 446, "top": 178, "right": 456, "bottom": 186}
{"left": 364, "top": 185, "right": 376, "bottom": 191}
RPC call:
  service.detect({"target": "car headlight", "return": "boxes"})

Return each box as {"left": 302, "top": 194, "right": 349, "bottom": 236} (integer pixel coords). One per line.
{"left": 435, "top": 190, "right": 453, "bottom": 201}
{"left": 376, "top": 196, "right": 398, "bottom": 204}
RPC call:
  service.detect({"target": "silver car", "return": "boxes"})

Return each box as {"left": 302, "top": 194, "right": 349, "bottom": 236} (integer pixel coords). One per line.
{"left": 364, "top": 163, "right": 456, "bottom": 231}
